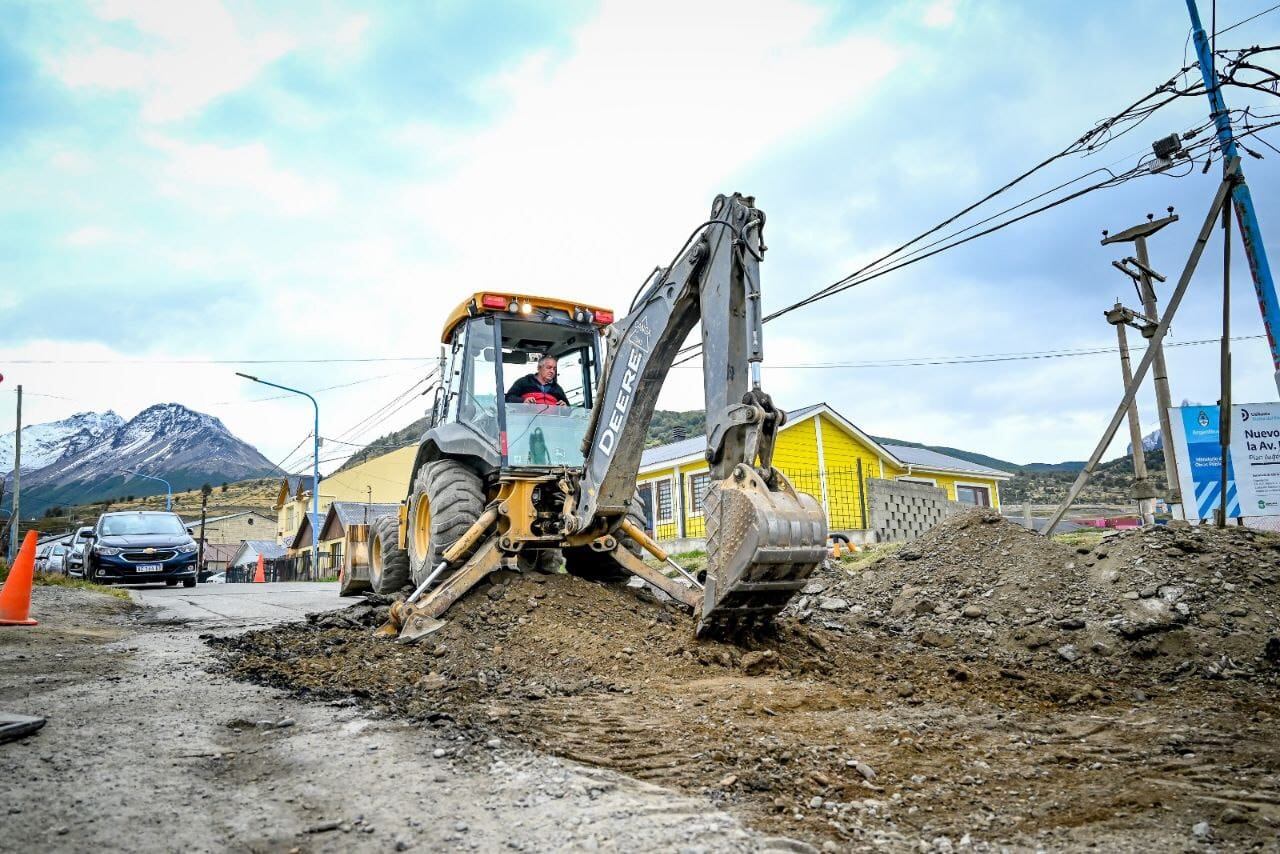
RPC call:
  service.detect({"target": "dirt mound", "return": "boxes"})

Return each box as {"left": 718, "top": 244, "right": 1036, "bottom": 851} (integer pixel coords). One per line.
{"left": 793, "top": 509, "right": 1280, "bottom": 682}
{"left": 213, "top": 557, "right": 1280, "bottom": 850}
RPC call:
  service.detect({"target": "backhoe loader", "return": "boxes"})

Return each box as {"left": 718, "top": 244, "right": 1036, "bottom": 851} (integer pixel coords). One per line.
{"left": 366, "top": 193, "right": 827, "bottom": 641}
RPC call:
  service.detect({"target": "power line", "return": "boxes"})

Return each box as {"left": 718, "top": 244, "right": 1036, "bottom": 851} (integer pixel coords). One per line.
{"left": 1215, "top": 2, "right": 1280, "bottom": 37}
{"left": 6, "top": 356, "right": 434, "bottom": 366}
{"left": 671, "top": 334, "right": 1266, "bottom": 370}
{"left": 668, "top": 108, "right": 1279, "bottom": 368}
{"left": 213, "top": 368, "right": 420, "bottom": 405}
{"left": 332, "top": 371, "right": 438, "bottom": 443}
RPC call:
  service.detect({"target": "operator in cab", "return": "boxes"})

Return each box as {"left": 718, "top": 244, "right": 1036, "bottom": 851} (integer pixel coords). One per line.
{"left": 505, "top": 355, "right": 569, "bottom": 406}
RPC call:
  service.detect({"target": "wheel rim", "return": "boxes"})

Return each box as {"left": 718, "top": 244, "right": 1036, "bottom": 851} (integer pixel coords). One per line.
{"left": 412, "top": 493, "right": 432, "bottom": 563}
{"left": 370, "top": 533, "right": 383, "bottom": 581}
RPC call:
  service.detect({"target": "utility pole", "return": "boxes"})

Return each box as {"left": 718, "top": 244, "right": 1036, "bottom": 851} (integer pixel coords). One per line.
{"left": 1186, "top": 0, "right": 1280, "bottom": 395}
{"left": 1218, "top": 196, "right": 1233, "bottom": 527}
{"left": 1102, "top": 210, "right": 1181, "bottom": 514}
{"left": 1046, "top": 163, "right": 1236, "bottom": 535}
{"left": 10, "top": 384, "right": 20, "bottom": 560}
{"left": 1105, "top": 302, "right": 1157, "bottom": 525}
{"left": 198, "top": 483, "right": 212, "bottom": 577}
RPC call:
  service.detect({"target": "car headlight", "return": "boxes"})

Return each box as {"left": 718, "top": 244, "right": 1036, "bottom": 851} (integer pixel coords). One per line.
{"left": 176, "top": 543, "right": 198, "bottom": 554}
{"left": 95, "top": 546, "right": 122, "bottom": 556}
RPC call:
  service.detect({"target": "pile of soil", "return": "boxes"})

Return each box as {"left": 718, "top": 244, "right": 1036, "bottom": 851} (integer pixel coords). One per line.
{"left": 213, "top": 547, "right": 1280, "bottom": 850}
{"left": 792, "top": 510, "right": 1280, "bottom": 683}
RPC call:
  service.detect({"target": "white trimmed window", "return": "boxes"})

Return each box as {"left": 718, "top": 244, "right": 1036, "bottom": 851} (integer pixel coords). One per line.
{"left": 689, "top": 472, "right": 711, "bottom": 515}
{"left": 655, "top": 479, "right": 674, "bottom": 522}
{"left": 956, "top": 484, "right": 992, "bottom": 507}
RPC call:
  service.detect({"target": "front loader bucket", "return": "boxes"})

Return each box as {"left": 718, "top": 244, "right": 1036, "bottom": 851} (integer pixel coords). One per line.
{"left": 697, "top": 464, "right": 828, "bottom": 637}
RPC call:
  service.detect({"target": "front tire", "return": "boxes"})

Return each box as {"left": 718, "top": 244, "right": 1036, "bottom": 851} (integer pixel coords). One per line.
{"left": 408, "top": 461, "right": 485, "bottom": 587}
{"left": 182, "top": 578, "right": 196, "bottom": 588}
{"left": 368, "top": 514, "right": 411, "bottom": 594}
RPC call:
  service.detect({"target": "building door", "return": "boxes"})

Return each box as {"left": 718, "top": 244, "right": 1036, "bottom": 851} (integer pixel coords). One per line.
{"left": 956, "top": 485, "right": 991, "bottom": 507}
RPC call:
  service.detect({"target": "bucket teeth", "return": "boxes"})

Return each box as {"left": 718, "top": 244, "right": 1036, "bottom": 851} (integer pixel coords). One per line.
{"left": 697, "top": 465, "right": 828, "bottom": 636}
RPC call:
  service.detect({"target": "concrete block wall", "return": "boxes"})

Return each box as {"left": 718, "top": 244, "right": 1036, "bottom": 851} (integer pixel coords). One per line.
{"left": 866, "top": 477, "right": 960, "bottom": 543}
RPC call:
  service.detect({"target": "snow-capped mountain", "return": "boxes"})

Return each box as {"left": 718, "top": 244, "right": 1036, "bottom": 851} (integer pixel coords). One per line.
{"left": 3, "top": 404, "right": 277, "bottom": 515}
{"left": 1126, "top": 429, "right": 1164, "bottom": 455}
{"left": 0, "top": 411, "right": 123, "bottom": 473}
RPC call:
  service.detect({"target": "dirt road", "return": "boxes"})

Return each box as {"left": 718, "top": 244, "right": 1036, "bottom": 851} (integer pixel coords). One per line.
{"left": 0, "top": 585, "right": 786, "bottom": 852}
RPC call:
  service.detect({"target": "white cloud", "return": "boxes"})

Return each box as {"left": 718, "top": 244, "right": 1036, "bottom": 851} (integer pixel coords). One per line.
{"left": 145, "top": 135, "right": 337, "bottom": 216}
{"left": 49, "top": 0, "right": 293, "bottom": 122}
{"left": 922, "top": 0, "right": 958, "bottom": 29}
{"left": 62, "top": 226, "right": 117, "bottom": 247}
{"left": 394, "top": 0, "right": 901, "bottom": 317}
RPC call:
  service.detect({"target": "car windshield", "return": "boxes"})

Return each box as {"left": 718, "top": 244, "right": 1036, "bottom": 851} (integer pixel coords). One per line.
{"left": 100, "top": 514, "right": 187, "bottom": 537}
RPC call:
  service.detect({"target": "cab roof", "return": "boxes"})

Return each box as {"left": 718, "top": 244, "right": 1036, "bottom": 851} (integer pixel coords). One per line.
{"left": 441, "top": 292, "right": 615, "bottom": 344}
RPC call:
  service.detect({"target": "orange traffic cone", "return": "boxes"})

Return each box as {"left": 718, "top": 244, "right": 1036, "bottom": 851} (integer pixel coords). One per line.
{"left": 253, "top": 554, "right": 266, "bottom": 583}
{"left": 0, "top": 530, "right": 39, "bottom": 626}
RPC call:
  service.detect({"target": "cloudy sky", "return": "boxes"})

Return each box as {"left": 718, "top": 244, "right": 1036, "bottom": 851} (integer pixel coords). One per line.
{"left": 2, "top": 0, "right": 1279, "bottom": 472}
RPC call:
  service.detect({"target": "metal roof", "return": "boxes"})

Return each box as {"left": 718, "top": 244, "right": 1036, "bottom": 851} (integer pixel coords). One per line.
{"left": 638, "top": 402, "right": 1013, "bottom": 478}
{"left": 640, "top": 436, "right": 705, "bottom": 468}
{"left": 232, "top": 540, "right": 287, "bottom": 565}
{"left": 182, "top": 510, "right": 273, "bottom": 527}
{"left": 881, "top": 443, "right": 1013, "bottom": 478}
{"left": 318, "top": 501, "right": 400, "bottom": 541}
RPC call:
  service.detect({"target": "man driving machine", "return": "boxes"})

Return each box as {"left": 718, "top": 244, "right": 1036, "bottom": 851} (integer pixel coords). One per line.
{"left": 505, "top": 354, "right": 569, "bottom": 406}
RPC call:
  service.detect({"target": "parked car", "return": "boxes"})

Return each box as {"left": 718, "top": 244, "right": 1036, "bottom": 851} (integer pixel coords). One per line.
{"left": 204, "top": 572, "right": 226, "bottom": 584}
{"left": 34, "top": 543, "right": 51, "bottom": 572}
{"left": 45, "top": 545, "right": 68, "bottom": 574}
{"left": 66, "top": 527, "right": 95, "bottom": 577}
{"left": 83, "top": 511, "right": 198, "bottom": 588}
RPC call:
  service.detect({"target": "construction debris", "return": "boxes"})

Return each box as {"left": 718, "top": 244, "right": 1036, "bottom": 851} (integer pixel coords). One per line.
{"left": 790, "top": 509, "right": 1280, "bottom": 682}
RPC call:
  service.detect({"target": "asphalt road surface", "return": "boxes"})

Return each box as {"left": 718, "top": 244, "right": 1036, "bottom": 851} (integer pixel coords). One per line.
{"left": 130, "top": 581, "right": 345, "bottom": 627}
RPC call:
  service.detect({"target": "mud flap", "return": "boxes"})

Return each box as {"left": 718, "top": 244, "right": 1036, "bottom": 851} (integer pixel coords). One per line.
{"left": 698, "top": 464, "right": 827, "bottom": 637}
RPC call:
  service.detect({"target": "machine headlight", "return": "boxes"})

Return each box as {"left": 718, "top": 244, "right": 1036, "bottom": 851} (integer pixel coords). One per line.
{"left": 176, "top": 542, "right": 198, "bottom": 554}
{"left": 95, "top": 546, "right": 122, "bottom": 556}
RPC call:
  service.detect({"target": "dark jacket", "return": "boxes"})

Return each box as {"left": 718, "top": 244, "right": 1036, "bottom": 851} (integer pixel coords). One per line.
{"left": 505, "top": 374, "right": 569, "bottom": 404}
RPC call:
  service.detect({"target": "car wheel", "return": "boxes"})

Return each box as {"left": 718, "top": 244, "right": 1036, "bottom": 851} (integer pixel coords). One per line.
{"left": 182, "top": 578, "right": 196, "bottom": 588}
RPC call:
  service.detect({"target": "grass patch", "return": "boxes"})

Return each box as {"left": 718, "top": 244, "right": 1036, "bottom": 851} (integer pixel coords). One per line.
{"left": 33, "top": 572, "right": 134, "bottom": 602}
{"left": 1051, "top": 529, "right": 1111, "bottom": 550}
{"left": 834, "top": 541, "right": 901, "bottom": 572}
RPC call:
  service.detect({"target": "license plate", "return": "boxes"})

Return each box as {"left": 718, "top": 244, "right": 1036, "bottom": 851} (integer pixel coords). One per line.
{"left": 135, "top": 564, "right": 163, "bottom": 573}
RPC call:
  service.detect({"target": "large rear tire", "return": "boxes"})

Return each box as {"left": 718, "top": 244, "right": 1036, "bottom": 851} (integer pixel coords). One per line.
{"left": 563, "top": 493, "right": 646, "bottom": 582}
{"left": 408, "top": 461, "right": 486, "bottom": 587}
{"left": 368, "top": 514, "right": 410, "bottom": 594}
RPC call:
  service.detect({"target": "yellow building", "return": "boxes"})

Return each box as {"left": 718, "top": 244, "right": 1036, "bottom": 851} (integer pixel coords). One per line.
{"left": 636, "top": 403, "right": 1012, "bottom": 542}
{"left": 274, "top": 445, "right": 416, "bottom": 546}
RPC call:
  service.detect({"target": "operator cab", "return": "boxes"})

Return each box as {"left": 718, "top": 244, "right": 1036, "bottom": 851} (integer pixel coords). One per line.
{"left": 436, "top": 293, "right": 613, "bottom": 470}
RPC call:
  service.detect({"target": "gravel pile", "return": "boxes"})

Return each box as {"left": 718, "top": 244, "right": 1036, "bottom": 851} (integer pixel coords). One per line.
{"left": 790, "top": 509, "right": 1280, "bottom": 683}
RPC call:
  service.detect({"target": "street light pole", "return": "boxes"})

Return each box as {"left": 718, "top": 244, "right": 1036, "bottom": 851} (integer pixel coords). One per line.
{"left": 123, "top": 469, "right": 172, "bottom": 511}
{"left": 236, "top": 373, "right": 320, "bottom": 571}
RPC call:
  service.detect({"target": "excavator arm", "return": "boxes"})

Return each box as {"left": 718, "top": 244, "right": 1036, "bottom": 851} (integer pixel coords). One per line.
{"left": 382, "top": 193, "right": 827, "bottom": 643}
{"left": 573, "top": 193, "right": 828, "bottom": 635}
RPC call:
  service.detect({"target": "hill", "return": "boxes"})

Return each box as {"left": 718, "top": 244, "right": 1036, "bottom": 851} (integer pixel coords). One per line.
{"left": 333, "top": 416, "right": 429, "bottom": 474}
{"left": 1001, "top": 448, "right": 1168, "bottom": 505}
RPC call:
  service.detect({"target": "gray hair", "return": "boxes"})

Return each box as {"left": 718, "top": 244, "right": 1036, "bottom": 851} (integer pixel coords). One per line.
{"left": 537, "top": 354, "right": 557, "bottom": 368}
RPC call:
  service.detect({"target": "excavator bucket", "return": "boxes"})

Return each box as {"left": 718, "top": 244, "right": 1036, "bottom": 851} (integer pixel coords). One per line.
{"left": 697, "top": 464, "right": 828, "bottom": 637}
